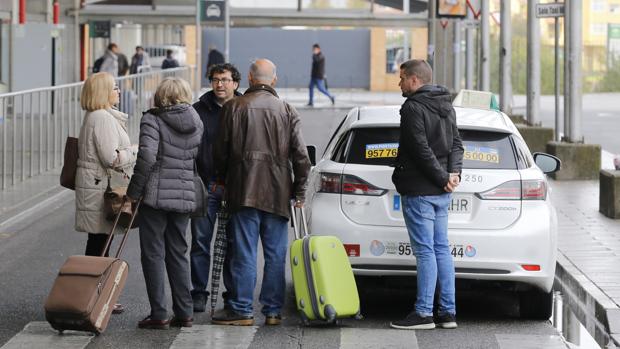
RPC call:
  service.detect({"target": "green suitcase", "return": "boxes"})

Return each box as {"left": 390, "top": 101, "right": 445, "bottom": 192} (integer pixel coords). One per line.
{"left": 289, "top": 206, "right": 361, "bottom": 324}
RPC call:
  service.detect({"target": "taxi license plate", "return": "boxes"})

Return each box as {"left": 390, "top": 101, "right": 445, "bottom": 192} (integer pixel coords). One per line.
{"left": 395, "top": 242, "right": 474, "bottom": 259}
{"left": 392, "top": 194, "right": 472, "bottom": 214}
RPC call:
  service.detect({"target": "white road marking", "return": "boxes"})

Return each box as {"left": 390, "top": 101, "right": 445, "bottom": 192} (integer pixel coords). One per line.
{"left": 340, "top": 328, "right": 418, "bottom": 349}
{"left": 496, "top": 334, "right": 568, "bottom": 349}
{"left": 169, "top": 325, "right": 258, "bottom": 349}
{"left": 0, "top": 322, "right": 93, "bottom": 349}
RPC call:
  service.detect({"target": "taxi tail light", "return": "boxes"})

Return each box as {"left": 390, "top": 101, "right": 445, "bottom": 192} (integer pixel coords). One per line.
{"left": 521, "top": 264, "right": 541, "bottom": 271}
{"left": 476, "top": 180, "right": 547, "bottom": 201}
{"left": 341, "top": 174, "right": 387, "bottom": 196}
{"left": 318, "top": 173, "right": 387, "bottom": 196}
{"left": 318, "top": 172, "right": 341, "bottom": 193}
{"left": 521, "top": 180, "right": 547, "bottom": 200}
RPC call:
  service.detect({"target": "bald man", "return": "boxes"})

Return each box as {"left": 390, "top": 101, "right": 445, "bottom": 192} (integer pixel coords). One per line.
{"left": 212, "top": 59, "right": 311, "bottom": 326}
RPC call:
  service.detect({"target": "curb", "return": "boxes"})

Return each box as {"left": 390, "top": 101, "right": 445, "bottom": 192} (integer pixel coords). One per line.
{"left": 554, "top": 252, "right": 620, "bottom": 348}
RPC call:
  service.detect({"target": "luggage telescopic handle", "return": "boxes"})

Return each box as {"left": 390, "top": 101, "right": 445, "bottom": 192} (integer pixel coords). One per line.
{"left": 101, "top": 197, "right": 142, "bottom": 258}
{"left": 290, "top": 203, "right": 309, "bottom": 240}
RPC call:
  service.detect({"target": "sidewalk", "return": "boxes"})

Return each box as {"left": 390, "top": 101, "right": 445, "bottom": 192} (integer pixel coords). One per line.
{"left": 550, "top": 179, "right": 620, "bottom": 347}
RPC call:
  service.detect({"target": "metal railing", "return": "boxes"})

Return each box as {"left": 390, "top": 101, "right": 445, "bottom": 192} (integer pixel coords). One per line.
{"left": 0, "top": 66, "right": 196, "bottom": 190}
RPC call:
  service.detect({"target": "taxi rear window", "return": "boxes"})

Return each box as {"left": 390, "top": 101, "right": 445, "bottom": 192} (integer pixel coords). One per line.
{"left": 345, "top": 127, "right": 401, "bottom": 166}
{"left": 343, "top": 127, "right": 517, "bottom": 169}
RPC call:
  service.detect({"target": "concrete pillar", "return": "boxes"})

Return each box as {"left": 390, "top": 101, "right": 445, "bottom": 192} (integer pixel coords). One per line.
{"left": 527, "top": 0, "right": 541, "bottom": 125}
{"left": 499, "top": 0, "right": 512, "bottom": 114}
{"left": 428, "top": 0, "right": 436, "bottom": 82}
{"left": 403, "top": 0, "right": 410, "bottom": 61}
{"left": 453, "top": 20, "right": 461, "bottom": 92}
{"left": 465, "top": 9, "right": 475, "bottom": 89}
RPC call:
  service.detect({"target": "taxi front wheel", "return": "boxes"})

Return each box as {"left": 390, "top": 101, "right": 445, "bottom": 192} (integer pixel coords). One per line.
{"left": 519, "top": 289, "right": 553, "bottom": 320}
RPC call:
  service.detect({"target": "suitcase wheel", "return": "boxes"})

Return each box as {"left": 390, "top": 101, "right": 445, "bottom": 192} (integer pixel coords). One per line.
{"left": 324, "top": 305, "right": 337, "bottom": 323}
{"left": 299, "top": 311, "right": 310, "bottom": 326}
{"left": 354, "top": 311, "right": 364, "bottom": 320}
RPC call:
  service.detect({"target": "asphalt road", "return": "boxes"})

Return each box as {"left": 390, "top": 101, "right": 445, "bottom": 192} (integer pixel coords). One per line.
{"left": 0, "top": 107, "right": 570, "bottom": 349}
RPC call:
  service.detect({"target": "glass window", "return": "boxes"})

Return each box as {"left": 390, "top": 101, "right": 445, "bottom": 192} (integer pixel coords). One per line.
{"left": 230, "top": 0, "right": 297, "bottom": 9}
{"left": 331, "top": 131, "right": 352, "bottom": 163}
{"left": 591, "top": 23, "right": 607, "bottom": 36}
{"left": 592, "top": 0, "right": 606, "bottom": 12}
{"left": 345, "top": 127, "right": 400, "bottom": 166}
{"left": 386, "top": 29, "right": 409, "bottom": 74}
{"left": 460, "top": 130, "right": 517, "bottom": 170}
{"left": 302, "top": 0, "right": 370, "bottom": 10}
{"left": 511, "top": 136, "right": 534, "bottom": 169}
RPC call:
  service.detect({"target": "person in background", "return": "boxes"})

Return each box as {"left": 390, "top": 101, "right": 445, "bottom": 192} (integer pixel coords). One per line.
{"left": 390, "top": 59, "right": 464, "bottom": 331}
{"left": 212, "top": 59, "right": 311, "bottom": 326}
{"left": 117, "top": 49, "right": 130, "bottom": 76}
{"left": 127, "top": 77, "right": 203, "bottom": 330}
{"left": 206, "top": 45, "right": 225, "bottom": 75}
{"left": 190, "top": 63, "right": 241, "bottom": 312}
{"left": 162, "top": 49, "right": 180, "bottom": 70}
{"left": 98, "top": 43, "right": 119, "bottom": 77}
{"left": 75, "top": 72, "right": 137, "bottom": 314}
{"left": 130, "top": 46, "right": 151, "bottom": 74}
{"left": 307, "top": 43, "right": 335, "bottom": 107}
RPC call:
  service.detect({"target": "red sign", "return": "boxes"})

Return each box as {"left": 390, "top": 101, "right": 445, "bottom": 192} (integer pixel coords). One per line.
{"left": 343, "top": 244, "right": 360, "bottom": 257}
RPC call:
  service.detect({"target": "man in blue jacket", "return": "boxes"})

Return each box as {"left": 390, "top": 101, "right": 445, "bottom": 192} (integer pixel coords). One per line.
{"left": 390, "top": 60, "right": 464, "bottom": 331}
{"left": 191, "top": 63, "right": 241, "bottom": 312}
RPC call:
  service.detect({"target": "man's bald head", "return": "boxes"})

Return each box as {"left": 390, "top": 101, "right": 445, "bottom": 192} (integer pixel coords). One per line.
{"left": 249, "top": 59, "right": 277, "bottom": 87}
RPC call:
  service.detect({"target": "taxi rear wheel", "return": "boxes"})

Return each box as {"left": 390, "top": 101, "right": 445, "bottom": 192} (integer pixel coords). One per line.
{"left": 518, "top": 289, "right": 553, "bottom": 319}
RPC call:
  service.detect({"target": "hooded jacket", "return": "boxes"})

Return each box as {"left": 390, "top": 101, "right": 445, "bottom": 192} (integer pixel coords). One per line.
{"left": 392, "top": 84, "right": 464, "bottom": 196}
{"left": 193, "top": 89, "right": 242, "bottom": 183}
{"left": 127, "top": 103, "right": 203, "bottom": 213}
{"left": 213, "top": 84, "right": 311, "bottom": 218}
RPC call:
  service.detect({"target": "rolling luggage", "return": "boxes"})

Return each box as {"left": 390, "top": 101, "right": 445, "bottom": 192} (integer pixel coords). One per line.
{"left": 44, "top": 198, "right": 141, "bottom": 335}
{"left": 289, "top": 205, "right": 361, "bottom": 324}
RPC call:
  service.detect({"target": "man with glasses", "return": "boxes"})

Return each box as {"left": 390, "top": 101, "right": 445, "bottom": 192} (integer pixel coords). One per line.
{"left": 190, "top": 63, "right": 242, "bottom": 312}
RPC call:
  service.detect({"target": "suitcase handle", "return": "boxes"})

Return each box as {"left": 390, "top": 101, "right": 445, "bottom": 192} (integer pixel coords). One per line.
{"left": 290, "top": 203, "right": 309, "bottom": 240}
{"left": 101, "top": 197, "right": 142, "bottom": 258}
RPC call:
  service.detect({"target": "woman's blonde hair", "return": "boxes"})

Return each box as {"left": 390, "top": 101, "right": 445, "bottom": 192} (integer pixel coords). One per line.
{"left": 80, "top": 72, "right": 115, "bottom": 111}
{"left": 154, "top": 77, "right": 193, "bottom": 108}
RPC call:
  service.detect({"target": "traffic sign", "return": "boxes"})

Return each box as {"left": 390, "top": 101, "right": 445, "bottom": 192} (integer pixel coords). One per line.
{"left": 535, "top": 3, "right": 564, "bottom": 18}
{"left": 200, "top": 0, "right": 225, "bottom": 22}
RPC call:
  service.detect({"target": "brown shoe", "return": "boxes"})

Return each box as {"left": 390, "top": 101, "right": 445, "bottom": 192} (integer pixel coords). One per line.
{"left": 265, "top": 314, "right": 282, "bottom": 326}
{"left": 212, "top": 309, "right": 254, "bottom": 326}
{"left": 138, "top": 316, "right": 170, "bottom": 330}
{"left": 112, "top": 303, "right": 125, "bottom": 315}
{"left": 170, "top": 317, "right": 193, "bottom": 328}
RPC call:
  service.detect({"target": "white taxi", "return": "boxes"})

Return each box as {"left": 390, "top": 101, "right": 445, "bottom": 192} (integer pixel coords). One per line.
{"left": 304, "top": 95, "right": 561, "bottom": 319}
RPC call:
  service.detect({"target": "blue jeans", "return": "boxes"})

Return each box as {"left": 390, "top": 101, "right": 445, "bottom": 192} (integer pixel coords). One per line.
{"left": 228, "top": 207, "right": 288, "bottom": 316}
{"left": 308, "top": 78, "right": 333, "bottom": 105}
{"left": 190, "top": 182, "right": 232, "bottom": 298}
{"left": 402, "top": 194, "right": 456, "bottom": 317}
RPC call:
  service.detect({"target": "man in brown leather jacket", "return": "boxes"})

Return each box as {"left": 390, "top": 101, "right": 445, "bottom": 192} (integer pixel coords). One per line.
{"left": 212, "top": 58, "right": 311, "bottom": 326}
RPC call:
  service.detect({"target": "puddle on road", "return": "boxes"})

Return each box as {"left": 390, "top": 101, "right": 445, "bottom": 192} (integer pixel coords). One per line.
{"left": 551, "top": 292, "right": 604, "bottom": 349}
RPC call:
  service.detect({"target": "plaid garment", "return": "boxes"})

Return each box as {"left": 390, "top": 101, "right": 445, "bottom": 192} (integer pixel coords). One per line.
{"left": 210, "top": 201, "right": 229, "bottom": 315}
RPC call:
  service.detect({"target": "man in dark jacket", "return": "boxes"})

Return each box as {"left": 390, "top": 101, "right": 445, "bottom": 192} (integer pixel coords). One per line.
{"left": 212, "top": 59, "right": 311, "bottom": 326}
{"left": 307, "top": 43, "right": 335, "bottom": 107}
{"left": 190, "top": 63, "right": 241, "bottom": 313}
{"left": 161, "top": 49, "right": 180, "bottom": 70}
{"left": 206, "top": 46, "right": 225, "bottom": 75}
{"left": 389, "top": 60, "right": 464, "bottom": 331}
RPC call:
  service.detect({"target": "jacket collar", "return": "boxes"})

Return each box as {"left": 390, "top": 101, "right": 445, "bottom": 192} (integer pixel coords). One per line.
{"left": 244, "top": 84, "right": 279, "bottom": 98}
{"left": 107, "top": 108, "right": 128, "bottom": 130}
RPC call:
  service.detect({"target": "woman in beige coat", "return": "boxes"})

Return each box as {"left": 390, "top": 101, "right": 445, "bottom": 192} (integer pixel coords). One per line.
{"left": 75, "top": 72, "right": 137, "bottom": 259}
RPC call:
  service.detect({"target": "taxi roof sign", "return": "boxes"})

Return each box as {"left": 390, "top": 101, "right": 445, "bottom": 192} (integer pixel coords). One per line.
{"left": 453, "top": 90, "right": 499, "bottom": 111}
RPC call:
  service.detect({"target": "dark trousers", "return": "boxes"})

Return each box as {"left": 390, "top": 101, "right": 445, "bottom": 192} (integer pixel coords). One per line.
{"left": 85, "top": 233, "right": 112, "bottom": 257}
{"left": 139, "top": 204, "right": 193, "bottom": 320}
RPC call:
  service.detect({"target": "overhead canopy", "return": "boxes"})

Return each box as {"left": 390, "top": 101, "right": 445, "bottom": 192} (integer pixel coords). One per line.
{"left": 76, "top": 0, "right": 429, "bottom": 26}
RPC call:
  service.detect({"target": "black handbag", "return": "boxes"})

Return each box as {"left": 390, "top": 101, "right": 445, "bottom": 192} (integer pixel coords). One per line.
{"left": 60, "top": 137, "right": 78, "bottom": 190}
{"left": 192, "top": 164, "right": 208, "bottom": 218}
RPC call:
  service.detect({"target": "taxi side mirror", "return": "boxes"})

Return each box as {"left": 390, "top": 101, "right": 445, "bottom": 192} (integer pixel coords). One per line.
{"left": 533, "top": 152, "right": 561, "bottom": 174}
{"left": 307, "top": 145, "right": 317, "bottom": 166}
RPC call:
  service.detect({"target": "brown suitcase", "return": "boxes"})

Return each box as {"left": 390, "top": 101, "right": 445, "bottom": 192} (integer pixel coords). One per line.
{"left": 44, "top": 198, "right": 140, "bottom": 334}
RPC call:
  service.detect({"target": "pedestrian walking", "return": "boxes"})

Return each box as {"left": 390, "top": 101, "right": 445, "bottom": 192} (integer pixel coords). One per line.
{"left": 211, "top": 59, "right": 311, "bottom": 326}
{"left": 130, "top": 46, "right": 151, "bottom": 74}
{"left": 161, "top": 49, "right": 180, "bottom": 70}
{"left": 75, "top": 72, "right": 138, "bottom": 314}
{"left": 96, "top": 43, "right": 120, "bottom": 77}
{"left": 206, "top": 45, "right": 225, "bottom": 74}
{"left": 307, "top": 43, "right": 335, "bottom": 107}
{"left": 126, "top": 77, "right": 203, "bottom": 330}
{"left": 190, "top": 63, "right": 241, "bottom": 312}
{"left": 390, "top": 60, "right": 464, "bottom": 330}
